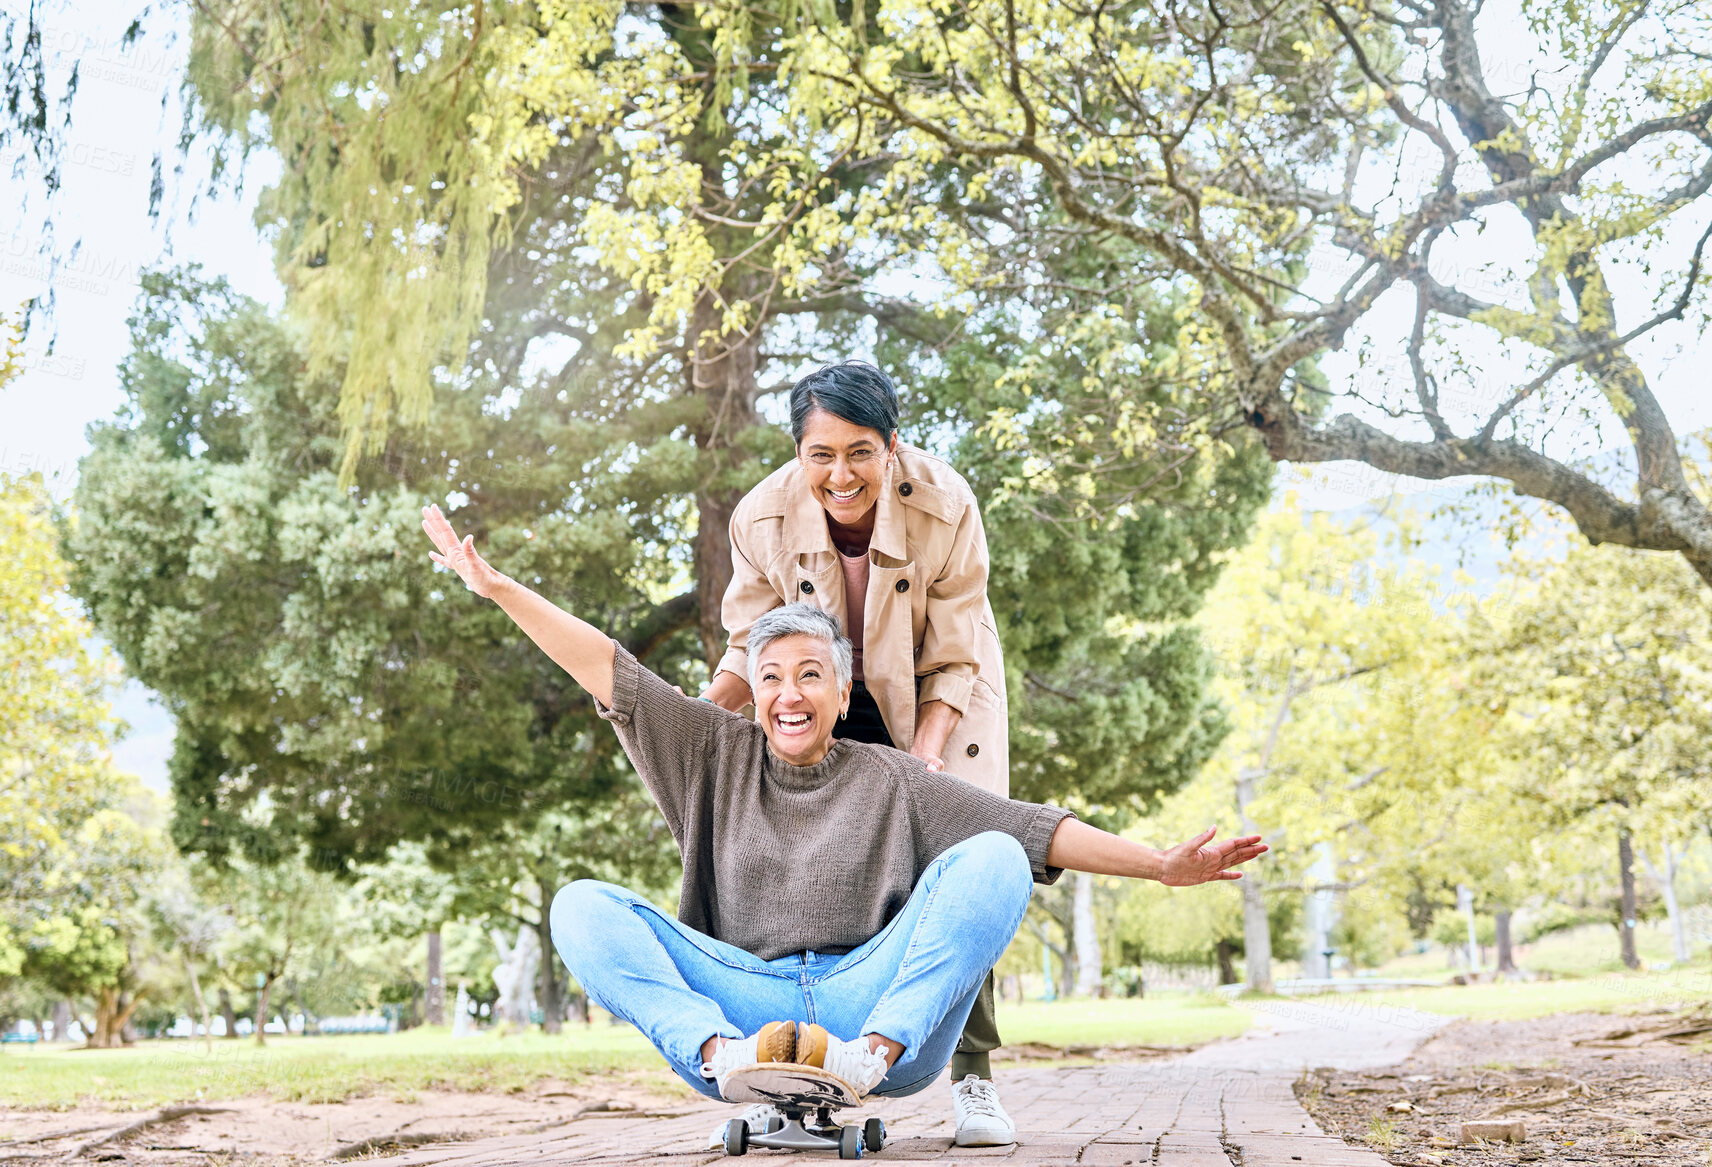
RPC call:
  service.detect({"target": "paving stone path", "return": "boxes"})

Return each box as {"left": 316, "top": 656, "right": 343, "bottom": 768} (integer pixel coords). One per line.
{"left": 376, "top": 1001, "right": 1445, "bottom": 1167}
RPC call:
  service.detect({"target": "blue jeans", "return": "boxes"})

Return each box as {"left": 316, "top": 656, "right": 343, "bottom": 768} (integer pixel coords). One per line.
{"left": 549, "top": 831, "right": 1033, "bottom": 1099}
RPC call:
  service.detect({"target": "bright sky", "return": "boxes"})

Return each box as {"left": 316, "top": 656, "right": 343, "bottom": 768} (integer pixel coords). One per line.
{"left": 1, "top": 0, "right": 1704, "bottom": 792}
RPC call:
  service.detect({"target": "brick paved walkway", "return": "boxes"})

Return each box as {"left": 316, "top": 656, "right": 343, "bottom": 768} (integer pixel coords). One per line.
{"left": 375, "top": 1002, "right": 1444, "bottom": 1167}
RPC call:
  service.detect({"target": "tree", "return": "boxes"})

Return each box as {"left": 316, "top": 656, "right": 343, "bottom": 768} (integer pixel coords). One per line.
{"left": 67, "top": 268, "right": 700, "bottom": 870}
{"left": 55, "top": 10, "right": 1275, "bottom": 994}
{"left": 13, "top": 785, "right": 166, "bottom": 1049}
{"left": 149, "top": 860, "right": 236, "bottom": 1049}
{"left": 0, "top": 473, "right": 129, "bottom": 963}
{"left": 886, "top": 245, "right": 1274, "bottom": 993}
{"left": 1182, "top": 501, "right": 1539, "bottom": 989}
{"left": 351, "top": 843, "right": 459, "bottom": 1028}
{"left": 217, "top": 847, "right": 343, "bottom": 1045}
{"left": 111, "top": 0, "right": 1277, "bottom": 669}
{"left": 173, "top": 0, "right": 993, "bottom": 669}
{"left": 15, "top": 0, "right": 1712, "bottom": 589}
{"left": 441, "top": 784, "right": 680, "bottom": 1033}
{"left": 0, "top": 471, "right": 166, "bottom": 1047}
{"left": 825, "top": 0, "right": 1712, "bottom": 587}
{"left": 1191, "top": 504, "right": 1420, "bottom": 989}
{"left": 1475, "top": 539, "right": 1712, "bottom": 968}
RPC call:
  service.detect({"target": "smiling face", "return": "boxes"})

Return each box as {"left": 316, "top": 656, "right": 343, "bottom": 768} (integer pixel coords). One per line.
{"left": 751, "top": 633, "right": 852, "bottom": 767}
{"left": 796, "top": 408, "right": 897, "bottom": 527}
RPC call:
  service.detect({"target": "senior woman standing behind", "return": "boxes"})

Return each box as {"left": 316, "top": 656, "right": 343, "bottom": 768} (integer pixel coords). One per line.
{"left": 698, "top": 360, "right": 1016, "bottom": 1146}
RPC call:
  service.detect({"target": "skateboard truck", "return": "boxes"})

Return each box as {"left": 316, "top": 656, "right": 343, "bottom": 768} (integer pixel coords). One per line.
{"left": 718, "top": 1064, "right": 887, "bottom": 1159}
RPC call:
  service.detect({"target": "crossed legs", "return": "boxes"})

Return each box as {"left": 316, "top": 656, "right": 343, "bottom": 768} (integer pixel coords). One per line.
{"left": 549, "top": 832, "right": 1034, "bottom": 1099}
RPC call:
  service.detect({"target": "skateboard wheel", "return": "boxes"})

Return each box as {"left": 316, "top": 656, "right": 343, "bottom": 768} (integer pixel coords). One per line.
{"left": 724, "top": 1119, "right": 748, "bottom": 1156}
{"left": 863, "top": 1118, "right": 886, "bottom": 1152}
{"left": 764, "top": 1116, "right": 785, "bottom": 1134}
{"left": 839, "top": 1125, "right": 863, "bottom": 1159}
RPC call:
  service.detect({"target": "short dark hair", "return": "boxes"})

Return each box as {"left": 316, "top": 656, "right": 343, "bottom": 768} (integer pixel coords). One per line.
{"left": 789, "top": 360, "right": 900, "bottom": 446}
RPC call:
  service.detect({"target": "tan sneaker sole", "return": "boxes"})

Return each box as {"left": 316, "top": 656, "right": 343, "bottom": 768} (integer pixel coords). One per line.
{"left": 754, "top": 1020, "right": 798, "bottom": 1063}
{"left": 793, "top": 1022, "right": 831, "bottom": 1068}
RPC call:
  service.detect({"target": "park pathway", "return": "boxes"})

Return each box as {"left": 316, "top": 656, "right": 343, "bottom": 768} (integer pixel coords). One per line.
{"left": 373, "top": 1001, "right": 1445, "bottom": 1167}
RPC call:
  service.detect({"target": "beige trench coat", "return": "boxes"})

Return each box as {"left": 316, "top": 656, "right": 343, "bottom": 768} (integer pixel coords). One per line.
{"left": 717, "top": 443, "right": 1010, "bottom": 797}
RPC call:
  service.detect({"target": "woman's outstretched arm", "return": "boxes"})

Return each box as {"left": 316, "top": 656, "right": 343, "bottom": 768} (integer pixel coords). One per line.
{"left": 1045, "top": 819, "right": 1266, "bottom": 886}
{"left": 421, "top": 504, "right": 615, "bottom": 707}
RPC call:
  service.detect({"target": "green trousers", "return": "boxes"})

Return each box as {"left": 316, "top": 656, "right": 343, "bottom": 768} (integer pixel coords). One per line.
{"left": 950, "top": 970, "right": 998, "bottom": 1080}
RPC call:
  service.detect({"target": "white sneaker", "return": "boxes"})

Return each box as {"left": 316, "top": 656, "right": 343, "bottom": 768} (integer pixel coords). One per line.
{"left": 707, "top": 1104, "right": 781, "bottom": 1148}
{"left": 797, "top": 1024, "right": 889, "bottom": 1096}
{"left": 952, "top": 1074, "right": 1016, "bottom": 1146}
{"left": 699, "top": 1021, "right": 798, "bottom": 1098}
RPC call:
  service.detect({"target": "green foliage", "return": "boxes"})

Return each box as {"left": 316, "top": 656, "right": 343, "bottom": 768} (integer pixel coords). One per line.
{"left": 18, "top": 906, "right": 130, "bottom": 1004}
{"left": 1428, "top": 908, "right": 1496, "bottom": 952}
{"left": 187, "top": 0, "right": 523, "bottom": 478}
{"left": 1477, "top": 543, "right": 1712, "bottom": 839}
{"left": 1329, "top": 892, "right": 1411, "bottom": 972}
{"left": 0, "top": 474, "right": 131, "bottom": 934}
{"left": 66, "top": 267, "right": 705, "bottom": 871}
{"left": 895, "top": 271, "right": 1273, "bottom": 820}
{"left": 0, "top": 471, "right": 168, "bottom": 1032}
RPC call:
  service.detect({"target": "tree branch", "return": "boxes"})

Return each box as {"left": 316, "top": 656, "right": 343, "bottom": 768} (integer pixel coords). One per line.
{"left": 621, "top": 590, "right": 699, "bottom": 663}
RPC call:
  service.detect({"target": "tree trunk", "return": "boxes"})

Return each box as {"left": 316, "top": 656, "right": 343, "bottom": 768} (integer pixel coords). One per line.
{"left": 1071, "top": 871, "right": 1104, "bottom": 997}
{"left": 664, "top": 9, "right": 767, "bottom": 672}
{"left": 534, "top": 888, "right": 563, "bottom": 1035}
{"left": 686, "top": 271, "right": 763, "bottom": 672}
{"left": 1457, "top": 885, "right": 1480, "bottom": 974}
{"left": 1305, "top": 843, "right": 1339, "bottom": 978}
{"left": 1215, "top": 938, "right": 1239, "bottom": 985}
{"left": 1235, "top": 769, "right": 1273, "bottom": 993}
{"left": 218, "top": 986, "right": 238, "bottom": 1039}
{"left": 86, "top": 986, "right": 143, "bottom": 1049}
{"left": 254, "top": 976, "right": 276, "bottom": 1047}
{"left": 182, "top": 950, "right": 214, "bottom": 1052}
{"left": 425, "top": 930, "right": 446, "bottom": 1027}
{"left": 1494, "top": 909, "right": 1516, "bottom": 974}
{"left": 52, "top": 1000, "right": 73, "bottom": 1042}
{"left": 1617, "top": 829, "right": 1640, "bottom": 970}
{"left": 1639, "top": 844, "right": 1690, "bottom": 963}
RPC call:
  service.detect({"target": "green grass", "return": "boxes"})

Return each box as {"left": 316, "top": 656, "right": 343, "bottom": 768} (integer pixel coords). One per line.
{"left": 0, "top": 1023, "right": 678, "bottom": 1112}
{"left": 2, "top": 996, "right": 1253, "bottom": 1112}
{"left": 1296, "top": 965, "right": 1712, "bottom": 1022}
{"left": 1369, "top": 922, "right": 1691, "bottom": 983}
{"left": 994, "top": 993, "right": 1252, "bottom": 1048}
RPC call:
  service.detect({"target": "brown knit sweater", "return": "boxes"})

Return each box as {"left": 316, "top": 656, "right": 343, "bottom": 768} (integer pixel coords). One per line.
{"left": 595, "top": 644, "right": 1074, "bottom": 961}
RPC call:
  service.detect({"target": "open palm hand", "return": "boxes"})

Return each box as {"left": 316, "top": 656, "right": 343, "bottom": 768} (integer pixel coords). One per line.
{"left": 421, "top": 504, "right": 506, "bottom": 598}
{"left": 1159, "top": 828, "right": 1267, "bottom": 887}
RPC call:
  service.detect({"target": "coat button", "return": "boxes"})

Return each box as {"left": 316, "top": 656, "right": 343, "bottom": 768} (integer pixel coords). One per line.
{"left": 800, "top": 580, "right": 814, "bottom": 595}
{"left": 966, "top": 743, "right": 979, "bottom": 757}
{"left": 898, "top": 482, "right": 913, "bottom": 497}
{"left": 895, "top": 579, "right": 909, "bottom": 593}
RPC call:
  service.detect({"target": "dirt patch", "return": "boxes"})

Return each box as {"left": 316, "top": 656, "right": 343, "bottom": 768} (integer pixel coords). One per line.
{"left": 1295, "top": 1009, "right": 1712, "bottom": 1166}
{"left": 0, "top": 1074, "right": 694, "bottom": 1166}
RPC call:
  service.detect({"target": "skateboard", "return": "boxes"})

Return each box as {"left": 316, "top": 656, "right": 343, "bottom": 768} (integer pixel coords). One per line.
{"left": 717, "top": 1063, "right": 887, "bottom": 1159}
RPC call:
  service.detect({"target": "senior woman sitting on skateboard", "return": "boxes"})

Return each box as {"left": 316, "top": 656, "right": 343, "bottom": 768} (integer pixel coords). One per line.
{"left": 420, "top": 505, "right": 1266, "bottom": 1110}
